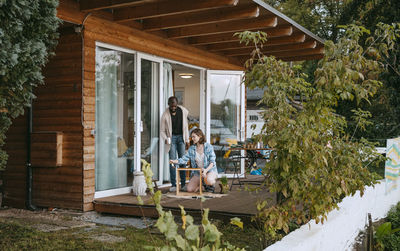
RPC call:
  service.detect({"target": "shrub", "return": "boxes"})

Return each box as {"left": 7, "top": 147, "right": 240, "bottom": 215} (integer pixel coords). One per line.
{"left": 0, "top": 0, "right": 60, "bottom": 170}
{"left": 237, "top": 23, "right": 399, "bottom": 243}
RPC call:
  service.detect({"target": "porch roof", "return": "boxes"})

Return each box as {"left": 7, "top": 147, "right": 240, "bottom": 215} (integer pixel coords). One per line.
{"left": 76, "top": 0, "right": 324, "bottom": 64}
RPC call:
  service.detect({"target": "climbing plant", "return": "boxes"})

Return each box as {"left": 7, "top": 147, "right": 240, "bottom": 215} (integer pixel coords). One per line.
{"left": 237, "top": 23, "right": 399, "bottom": 244}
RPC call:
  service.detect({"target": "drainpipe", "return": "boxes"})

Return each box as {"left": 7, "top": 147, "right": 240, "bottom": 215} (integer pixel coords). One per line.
{"left": 26, "top": 99, "right": 37, "bottom": 211}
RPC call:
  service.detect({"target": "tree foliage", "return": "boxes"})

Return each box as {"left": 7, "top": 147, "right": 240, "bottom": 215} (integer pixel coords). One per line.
{"left": 238, "top": 23, "right": 399, "bottom": 242}
{"left": 263, "top": 0, "right": 400, "bottom": 144}
{"left": 0, "top": 0, "right": 60, "bottom": 169}
{"left": 263, "top": 0, "right": 348, "bottom": 41}
{"left": 337, "top": 0, "right": 400, "bottom": 143}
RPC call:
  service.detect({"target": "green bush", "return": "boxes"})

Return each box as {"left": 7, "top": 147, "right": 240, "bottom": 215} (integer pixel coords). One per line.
{"left": 238, "top": 23, "right": 398, "bottom": 240}
{"left": 368, "top": 158, "right": 385, "bottom": 179}
{"left": 374, "top": 202, "right": 400, "bottom": 250}
{"left": 0, "top": 0, "right": 60, "bottom": 170}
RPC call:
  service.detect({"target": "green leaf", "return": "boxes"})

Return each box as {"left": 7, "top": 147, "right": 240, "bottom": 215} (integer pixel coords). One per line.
{"left": 185, "top": 225, "right": 200, "bottom": 241}
{"left": 137, "top": 196, "right": 143, "bottom": 205}
{"left": 200, "top": 246, "right": 211, "bottom": 251}
{"left": 230, "top": 217, "right": 243, "bottom": 230}
{"left": 174, "top": 235, "right": 186, "bottom": 250}
{"left": 268, "top": 139, "right": 277, "bottom": 148}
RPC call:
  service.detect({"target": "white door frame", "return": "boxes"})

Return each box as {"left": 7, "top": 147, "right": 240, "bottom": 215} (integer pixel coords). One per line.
{"left": 136, "top": 53, "right": 164, "bottom": 186}
{"left": 206, "top": 70, "right": 245, "bottom": 178}
{"left": 94, "top": 42, "right": 138, "bottom": 198}
{"left": 161, "top": 59, "right": 206, "bottom": 132}
{"left": 94, "top": 42, "right": 245, "bottom": 196}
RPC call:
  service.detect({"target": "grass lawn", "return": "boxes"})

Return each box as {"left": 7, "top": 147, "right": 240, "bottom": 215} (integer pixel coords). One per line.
{"left": 0, "top": 215, "right": 264, "bottom": 250}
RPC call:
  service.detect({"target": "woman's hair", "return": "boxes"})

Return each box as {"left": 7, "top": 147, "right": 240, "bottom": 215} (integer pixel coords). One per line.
{"left": 191, "top": 128, "right": 205, "bottom": 144}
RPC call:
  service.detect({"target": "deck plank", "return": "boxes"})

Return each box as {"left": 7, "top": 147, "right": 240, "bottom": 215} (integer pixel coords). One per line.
{"left": 94, "top": 176, "right": 275, "bottom": 220}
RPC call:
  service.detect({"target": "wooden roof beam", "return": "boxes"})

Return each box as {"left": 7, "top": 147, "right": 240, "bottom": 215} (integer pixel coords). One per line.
{"left": 114, "top": 0, "right": 239, "bottom": 22}
{"left": 167, "top": 16, "right": 277, "bottom": 39}
{"left": 224, "top": 41, "right": 317, "bottom": 56}
{"left": 208, "top": 33, "right": 306, "bottom": 51}
{"left": 267, "top": 46, "right": 324, "bottom": 58}
{"left": 142, "top": 5, "right": 259, "bottom": 31}
{"left": 80, "top": 0, "right": 145, "bottom": 12}
{"left": 235, "top": 51, "right": 324, "bottom": 64}
{"left": 189, "top": 25, "right": 293, "bottom": 46}
{"left": 278, "top": 53, "right": 324, "bottom": 62}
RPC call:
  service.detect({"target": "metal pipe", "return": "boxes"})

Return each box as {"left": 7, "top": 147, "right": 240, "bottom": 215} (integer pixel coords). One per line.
{"left": 26, "top": 100, "right": 36, "bottom": 211}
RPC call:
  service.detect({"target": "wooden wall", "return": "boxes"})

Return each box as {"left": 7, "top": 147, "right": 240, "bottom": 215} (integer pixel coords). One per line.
{"left": 3, "top": 114, "right": 28, "bottom": 208}
{"left": 82, "top": 36, "right": 96, "bottom": 212}
{"left": 3, "top": 30, "right": 84, "bottom": 210}
{"left": 32, "top": 31, "right": 83, "bottom": 210}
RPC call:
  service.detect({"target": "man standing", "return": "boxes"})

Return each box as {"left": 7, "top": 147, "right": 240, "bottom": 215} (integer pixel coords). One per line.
{"left": 160, "top": 96, "right": 190, "bottom": 192}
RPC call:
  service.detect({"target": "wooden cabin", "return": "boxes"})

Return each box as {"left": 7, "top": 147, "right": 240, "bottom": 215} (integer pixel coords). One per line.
{"left": 3, "top": 0, "right": 324, "bottom": 212}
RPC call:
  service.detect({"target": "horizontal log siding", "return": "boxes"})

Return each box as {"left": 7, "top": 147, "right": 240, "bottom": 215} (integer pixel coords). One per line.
{"left": 3, "top": 114, "right": 28, "bottom": 208}
{"left": 3, "top": 31, "right": 84, "bottom": 210}
{"left": 82, "top": 38, "right": 95, "bottom": 211}
{"left": 32, "top": 31, "right": 83, "bottom": 210}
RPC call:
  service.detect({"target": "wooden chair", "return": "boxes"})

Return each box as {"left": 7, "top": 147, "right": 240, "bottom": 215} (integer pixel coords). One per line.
{"left": 176, "top": 168, "right": 203, "bottom": 196}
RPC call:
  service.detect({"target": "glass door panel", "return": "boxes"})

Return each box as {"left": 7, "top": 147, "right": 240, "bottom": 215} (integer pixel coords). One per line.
{"left": 140, "top": 58, "right": 160, "bottom": 181}
{"left": 95, "top": 47, "right": 135, "bottom": 192}
{"left": 206, "top": 71, "right": 244, "bottom": 176}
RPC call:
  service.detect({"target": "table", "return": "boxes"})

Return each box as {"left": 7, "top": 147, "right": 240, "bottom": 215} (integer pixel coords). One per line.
{"left": 228, "top": 147, "right": 272, "bottom": 168}
{"left": 176, "top": 167, "right": 203, "bottom": 196}
{"left": 226, "top": 148, "right": 272, "bottom": 189}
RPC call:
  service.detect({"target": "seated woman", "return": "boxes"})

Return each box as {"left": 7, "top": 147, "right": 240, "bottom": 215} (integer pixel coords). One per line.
{"left": 170, "top": 128, "right": 218, "bottom": 193}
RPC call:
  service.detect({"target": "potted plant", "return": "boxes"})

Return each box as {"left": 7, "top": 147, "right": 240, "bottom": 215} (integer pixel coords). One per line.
{"left": 219, "top": 176, "right": 229, "bottom": 194}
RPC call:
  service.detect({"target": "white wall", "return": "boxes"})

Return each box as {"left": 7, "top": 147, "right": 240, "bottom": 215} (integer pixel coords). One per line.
{"left": 266, "top": 180, "right": 400, "bottom": 251}
{"left": 174, "top": 70, "right": 200, "bottom": 119}
{"left": 246, "top": 109, "right": 264, "bottom": 139}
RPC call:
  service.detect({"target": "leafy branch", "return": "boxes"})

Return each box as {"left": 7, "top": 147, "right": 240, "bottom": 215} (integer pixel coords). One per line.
{"left": 238, "top": 23, "right": 399, "bottom": 242}
{"left": 140, "top": 160, "right": 245, "bottom": 250}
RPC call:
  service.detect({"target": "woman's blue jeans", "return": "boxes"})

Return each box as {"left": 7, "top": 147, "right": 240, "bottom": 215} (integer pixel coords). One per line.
{"left": 169, "top": 135, "right": 186, "bottom": 187}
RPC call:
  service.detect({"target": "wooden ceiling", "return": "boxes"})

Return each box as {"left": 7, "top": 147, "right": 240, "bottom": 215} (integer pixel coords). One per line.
{"left": 78, "top": 0, "right": 324, "bottom": 63}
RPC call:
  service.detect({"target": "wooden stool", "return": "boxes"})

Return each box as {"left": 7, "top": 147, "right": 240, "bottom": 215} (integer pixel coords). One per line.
{"left": 176, "top": 168, "right": 202, "bottom": 196}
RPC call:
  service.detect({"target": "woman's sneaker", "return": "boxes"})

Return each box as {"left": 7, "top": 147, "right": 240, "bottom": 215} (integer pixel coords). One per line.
{"left": 204, "top": 185, "right": 215, "bottom": 193}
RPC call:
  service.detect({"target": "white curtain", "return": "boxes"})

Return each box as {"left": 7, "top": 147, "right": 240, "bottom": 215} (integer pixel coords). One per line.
{"left": 162, "top": 63, "right": 174, "bottom": 182}
{"left": 95, "top": 50, "right": 120, "bottom": 191}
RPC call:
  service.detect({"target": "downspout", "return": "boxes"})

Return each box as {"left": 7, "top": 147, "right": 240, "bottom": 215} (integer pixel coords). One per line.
{"left": 26, "top": 98, "right": 36, "bottom": 210}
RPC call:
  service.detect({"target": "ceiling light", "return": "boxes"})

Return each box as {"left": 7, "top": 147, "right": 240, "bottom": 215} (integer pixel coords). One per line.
{"left": 179, "top": 73, "right": 194, "bottom": 79}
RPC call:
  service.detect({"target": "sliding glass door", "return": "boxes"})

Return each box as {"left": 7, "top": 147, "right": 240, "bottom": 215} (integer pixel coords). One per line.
{"left": 95, "top": 46, "right": 135, "bottom": 192}
{"left": 95, "top": 43, "right": 246, "bottom": 194}
{"left": 135, "top": 54, "right": 163, "bottom": 184}
{"left": 206, "top": 70, "right": 245, "bottom": 176}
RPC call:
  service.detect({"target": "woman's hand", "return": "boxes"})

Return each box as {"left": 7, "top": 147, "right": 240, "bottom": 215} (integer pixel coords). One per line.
{"left": 202, "top": 169, "right": 208, "bottom": 179}
{"left": 169, "top": 159, "right": 178, "bottom": 164}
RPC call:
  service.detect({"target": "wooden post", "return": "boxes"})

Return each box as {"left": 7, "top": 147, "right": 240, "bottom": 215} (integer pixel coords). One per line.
{"left": 367, "top": 213, "right": 373, "bottom": 251}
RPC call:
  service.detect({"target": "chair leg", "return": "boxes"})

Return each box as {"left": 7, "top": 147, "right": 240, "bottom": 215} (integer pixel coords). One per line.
{"left": 229, "top": 161, "right": 242, "bottom": 191}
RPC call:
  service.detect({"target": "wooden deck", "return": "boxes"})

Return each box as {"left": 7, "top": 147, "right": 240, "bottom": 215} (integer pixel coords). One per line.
{"left": 94, "top": 176, "right": 275, "bottom": 222}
